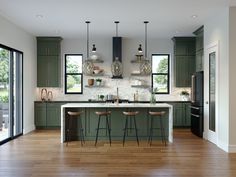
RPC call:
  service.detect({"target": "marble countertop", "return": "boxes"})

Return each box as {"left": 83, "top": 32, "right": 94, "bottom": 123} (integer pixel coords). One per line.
{"left": 61, "top": 103, "right": 173, "bottom": 108}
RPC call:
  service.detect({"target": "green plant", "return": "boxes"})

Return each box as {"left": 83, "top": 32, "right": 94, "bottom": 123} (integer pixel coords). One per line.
{"left": 0, "top": 95, "right": 9, "bottom": 103}
{"left": 96, "top": 78, "right": 102, "bottom": 82}
{"left": 180, "top": 90, "right": 189, "bottom": 96}
{"left": 99, "top": 95, "right": 105, "bottom": 100}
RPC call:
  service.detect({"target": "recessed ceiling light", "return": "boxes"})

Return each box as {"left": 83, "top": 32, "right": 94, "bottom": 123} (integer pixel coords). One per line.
{"left": 191, "top": 15, "right": 198, "bottom": 18}
{"left": 35, "top": 14, "right": 43, "bottom": 18}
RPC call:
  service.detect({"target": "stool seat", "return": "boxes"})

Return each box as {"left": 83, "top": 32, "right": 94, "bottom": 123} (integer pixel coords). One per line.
{"left": 95, "top": 111, "right": 111, "bottom": 116}
{"left": 149, "top": 111, "right": 165, "bottom": 116}
{"left": 123, "top": 111, "right": 139, "bottom": 116}
{"left": 67, "top": 111, "right": 83, "bottom": 116}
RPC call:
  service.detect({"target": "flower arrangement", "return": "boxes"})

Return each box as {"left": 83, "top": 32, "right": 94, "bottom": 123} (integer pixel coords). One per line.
{"left": 180, "top": 90, "right": 190, "bottom": 101}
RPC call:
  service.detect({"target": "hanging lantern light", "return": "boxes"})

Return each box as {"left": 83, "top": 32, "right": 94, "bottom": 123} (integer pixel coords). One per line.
{"left": 83, "top": 21, "right": 94, "bottom": 75}
{"left": 140, "top": 21, "right": 151, "bottom": 75}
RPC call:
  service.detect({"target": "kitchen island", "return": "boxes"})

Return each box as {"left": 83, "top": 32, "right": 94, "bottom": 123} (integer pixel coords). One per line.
{"left": 61, "top": 103, "right": 173, "bottom": 143}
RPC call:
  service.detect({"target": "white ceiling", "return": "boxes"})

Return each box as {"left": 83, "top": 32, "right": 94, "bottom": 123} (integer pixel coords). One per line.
{"left": 0, "top": 0, "right": 234, "bottom": 39}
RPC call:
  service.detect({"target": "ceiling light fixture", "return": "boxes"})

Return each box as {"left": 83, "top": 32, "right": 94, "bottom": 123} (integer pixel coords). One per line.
{"left": 83, "top": 21, "right": 94, "bottom": 75}
{"left": 138, "top": 44, "right": 143, "bottom": 53}
{"left": 139, "top": 21, "right": 151, "bottom": 75}
{"left": 111, "top": 21, "right": 123, "bottom": 78}
{"left": 191, "top": 15, "right": 198, "bottom": 18}
{"left": 92, "top": 44, "right": 96, "bottom": 52}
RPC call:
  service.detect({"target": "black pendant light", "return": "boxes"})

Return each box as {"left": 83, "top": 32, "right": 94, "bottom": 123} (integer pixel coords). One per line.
{"left": 83, "top": 21, "right": 94, "bottom": 75}
{"left": 138, "top": 44, "right": 143, "bottom": 53}
{"left": 140, "top": 21, "right": 151, "bottom": 75}
{"left": 92, "top": 44, "right": 96, "bottom": 52}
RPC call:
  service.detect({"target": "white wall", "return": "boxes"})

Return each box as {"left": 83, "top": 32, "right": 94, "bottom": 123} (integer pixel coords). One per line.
{"left": 204, "top": 8, "right": 229, "bottom": 151}
{"left": 229, "top": 7, "right": 236, "bottom": 148}
{"left": 37, "top": 37, "right": 190, "bottom": 101}
{"left": 0, "top": 15, "right": 37, "bottom": 134}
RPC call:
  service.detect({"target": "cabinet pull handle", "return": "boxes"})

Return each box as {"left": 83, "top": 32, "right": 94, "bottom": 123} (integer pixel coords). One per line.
{"left": 191, "top": 113, "right": 200, "bottom": 118}
{"left": 190, "top": 106, "right": 200, "bottom": 110}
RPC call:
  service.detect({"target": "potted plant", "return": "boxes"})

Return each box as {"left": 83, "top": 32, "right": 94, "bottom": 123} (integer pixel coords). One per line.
{"left": 180, "top": 90, "right": 190, "bottom": 101}
{"left": 95, "top": 78, "right": 102, "bottom": 86}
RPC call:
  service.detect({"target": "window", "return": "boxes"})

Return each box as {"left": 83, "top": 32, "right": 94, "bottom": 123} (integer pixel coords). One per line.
{"left": 152, "top": 54, "right": 170, "bottom": 94}
{"left": 65, "top": 54, "right": 83, "bottom": 94}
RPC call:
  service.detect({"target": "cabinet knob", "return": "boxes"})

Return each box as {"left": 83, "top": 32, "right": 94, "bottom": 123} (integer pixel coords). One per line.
{"left": 205, "top": 101, "right": 208, "bottom": 104}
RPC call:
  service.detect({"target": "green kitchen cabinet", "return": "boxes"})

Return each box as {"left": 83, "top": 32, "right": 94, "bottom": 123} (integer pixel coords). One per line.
{"left": 46, "top": 103, "right": 63, "bottom": 127}
{"left": 193, "top": 26, "right": 204, "bottom": 71}
{"left": 37, "top": 37, "right": 62, "bottom": 87}
{"left": 183, "top": 103, "right": 191, "bottom": 126}
{"left": 37, "top": 37, "right": 61, "bottom": 56}
{"left": 193, "top": 26, "right": 204, "bottom": 52}
{"left": 172, "top": 103, "right": 191, "bottom": 128}
{"left": 35, "top": 102, "right": 64, "bottom": 129}
{"left": 35, "top": 102, "right": 47, "bottom": 127}
{"left": 196, "top": 50, "right": 204, "bottom": 72}
{"left": 172, "top": 103, "right": 183, "bottom": 127}
{"left": 175, "top": 56, "right": 195, "bottom": 87}
{"left": 173, "top": 37, "right": 196, "bottom": 87}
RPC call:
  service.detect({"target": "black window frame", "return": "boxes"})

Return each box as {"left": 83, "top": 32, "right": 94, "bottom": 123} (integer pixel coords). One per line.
{"left": 151, "top": 54, "right": 170, "bottom": 94}
{"left": 64, "top": 54, "right": 83, "bottom": 94}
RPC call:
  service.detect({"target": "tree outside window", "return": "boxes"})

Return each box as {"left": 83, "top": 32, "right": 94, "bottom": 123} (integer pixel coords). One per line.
{"left": 65, "top": 54, "right": 83, "bottom": 94}
{"left": 152, "top": 54, "right": 170, "bottom": 94}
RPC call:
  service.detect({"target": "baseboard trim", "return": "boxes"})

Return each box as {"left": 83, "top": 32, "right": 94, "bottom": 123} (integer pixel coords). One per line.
{"left": 228, "top": 145, "right": 236, "bottom": 153}
{"left": 217, "top": 140, "right": 229, "bottom": 152}
{"left": 23, "top": 124, "right": 35, "bottom": 134}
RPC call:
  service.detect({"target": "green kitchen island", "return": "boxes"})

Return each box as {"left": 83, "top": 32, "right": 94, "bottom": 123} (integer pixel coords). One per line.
{"left": 60, "top": 103, "right": 173, "bottom": 143}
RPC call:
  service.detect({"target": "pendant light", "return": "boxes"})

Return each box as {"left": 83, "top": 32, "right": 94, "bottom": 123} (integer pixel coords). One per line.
{"left": 139, "top": 21, "right": 151, "bottom": 75}
{"left": 138, "top": 44, "right": 143, "bottom": 53}
{"left": 83, "top": 21, "right": 94, "bottom": 75}
{"left": 111, "top": 21, "right": 123, "bottom": 78}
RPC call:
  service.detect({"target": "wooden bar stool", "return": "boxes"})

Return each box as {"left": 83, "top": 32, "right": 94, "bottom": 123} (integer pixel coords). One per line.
{"left": 148, "top": 111, "right": 166, "bottom": 146}
{"left": 95, "top": 111, "right": 112, "bottom": 146}
{"left": 122, "top": 111, "right": 139, "bottom": 146}
{"left": 66, "top": 111, "right": 85, "bottom": 146}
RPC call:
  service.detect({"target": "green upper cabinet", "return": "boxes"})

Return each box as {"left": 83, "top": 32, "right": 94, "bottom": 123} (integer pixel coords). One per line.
{"left": 37, "top": 37, "right": 62, "bottom": 87}
{"left": 193, "top": 26, "right": 204, "bottom": 71}
{"left": 173, "top": 37, "right": 196, "bottom": 87}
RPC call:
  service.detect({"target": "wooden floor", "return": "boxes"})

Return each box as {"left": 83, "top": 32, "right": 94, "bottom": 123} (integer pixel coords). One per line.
{"left": 0, "top": 129, "right": 236, "bottom": 177}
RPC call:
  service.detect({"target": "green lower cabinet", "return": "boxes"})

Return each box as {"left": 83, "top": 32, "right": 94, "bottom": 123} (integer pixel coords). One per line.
{"left": 80, "top": 107, "right": 169, "bottom": 141}
{"left": 172, "top": 103, "right": 191, "bottom": 128}
{"left": 35, "top": 103, "right": 47, "bottom": 127}
{"left": 35, "top": 102, "right": 65, "bottom": 129}
{"left": 46, "top": 103, "right": 63, "bottom": 127}
{"left": 183, "top": 103, "right": 191, "bottom": 126}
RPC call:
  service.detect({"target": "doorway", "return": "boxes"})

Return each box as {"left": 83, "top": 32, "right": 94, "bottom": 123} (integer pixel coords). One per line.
{"left": 0, "top": 44, "right": 23, "bottom": 144}
{"left": 204, "top": 41, "right": 218, "bottom": 145}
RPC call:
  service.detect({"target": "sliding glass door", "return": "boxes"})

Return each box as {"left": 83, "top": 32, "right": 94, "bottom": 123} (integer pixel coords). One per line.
{"left": 0, "top": 44, "right": 23, "bottom": 144}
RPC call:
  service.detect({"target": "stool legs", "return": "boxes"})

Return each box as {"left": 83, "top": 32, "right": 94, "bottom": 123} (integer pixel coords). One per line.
{"left": 66, "top": 115, "right": 85, "bottom": 146}
{"left": 123, "top": 115, "right": 139, "bottom": 146}
{"left": 148, "top": 115, "right": 166, "bottom": 146}
{"left": 123, "top": 117, "right": 128, "bottom": 146}
{"left": 95, "top": 115, "right": 101, "bottom": 146}
{"left": 160, "top": 116, "right": 166, "bottom": 146}
{"left": 95, "top": 114, "right": 111, "bottom": 146}
{"left": 106, "top": 115, "right": 112, "bottom": 146}
{"left": 133, "top": 116, "right": 139, "bottom": 146}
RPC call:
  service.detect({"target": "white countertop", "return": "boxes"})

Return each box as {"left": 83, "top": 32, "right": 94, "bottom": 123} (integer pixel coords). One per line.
{"left": 61, "top": 103, "right": 172, "bottom": 108}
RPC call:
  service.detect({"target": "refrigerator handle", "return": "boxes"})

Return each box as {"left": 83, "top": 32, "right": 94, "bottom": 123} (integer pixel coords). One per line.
{"left": 191, "top": 75, "right": 195, "bottom": 103}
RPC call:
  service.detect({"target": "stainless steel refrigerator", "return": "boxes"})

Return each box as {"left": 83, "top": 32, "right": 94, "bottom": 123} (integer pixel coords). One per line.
{"left": 191, "top": 71, "right": 204, "bottom": 137}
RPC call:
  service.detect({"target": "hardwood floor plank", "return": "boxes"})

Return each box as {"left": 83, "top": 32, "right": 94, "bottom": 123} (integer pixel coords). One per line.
{"left": 0, "top": 129, "right": 236, "bottom": 177}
